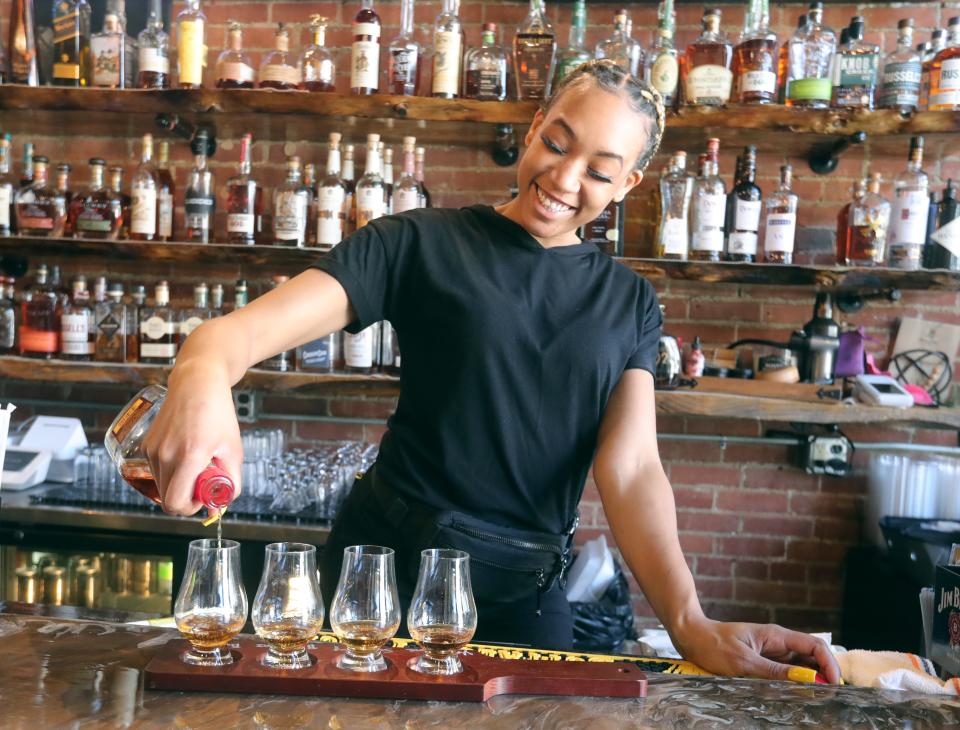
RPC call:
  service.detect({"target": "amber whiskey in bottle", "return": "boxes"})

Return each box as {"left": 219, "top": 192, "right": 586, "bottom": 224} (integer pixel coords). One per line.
{"left": 94, "top": 283, "right": 127, "bottom": 362}
{"left": 139, "top": 281, "right": 179, "bottom": 364}
{"left": 683, "top": 8, "right": 734, "bottom": 107}
{"left": 137, "top": 0, "right": 169, "bottom": 89}
{"left": 215, "top": 21, "right": 255, "bottom": 89}
{"left": 725, "top": 146, "right": 762, "bottom": 262}
{"left": 732, "top": 0, "right": 778, "bottom": 105}
{"left": 929, "top": 16, "right": 960, "bottom": 111}
{"left": 351, "top": 0, "right": 382, "bottom": 95}
{"left": 465, "top": 24, "right": 508, "bottom": 100}
{"left": 130, "top": 133, "right": 159, "bottom": 242}
{"left": 71, "top": 158, "right": 122, "bottom": 240}
{"left": 226, "top": 133, "right": 260, "bottom": 245}
{"left": 259, "top": 23, "right": 300, "bottom": 90}
{"left": 61, "top": 277, "right": 94, "bottom": 361}
{"left": 19, "top": 264, "right": 60, "bottom": 359}
{"left": 109, "top": 166, "right": 131, "bottom": 239}
{"left": 513, "top": 0, "right": 556, "bottom": 101}
{"left": 9, "top": 0, "right": 40, "bottom": 85}
{"left": 15, "top": 156, "right": 68, "bottom": 237}
{"left": 848, "top": 173, "right": 891, "bottom": 266}
{"left": 301, "top": 15, "right": 337, "bottom": 92}
{"left": 156, "top": 141, "right": 175, "bottom": 242}
{"left": 52, "top": 0, "right": 92, "bottom": 87}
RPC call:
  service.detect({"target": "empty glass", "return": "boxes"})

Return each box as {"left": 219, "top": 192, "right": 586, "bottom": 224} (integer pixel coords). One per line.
{"left": 174, "top": 539, "right": 248, "bottom": 666}
{"left": 252, "top": 542, "right": 325, "bottom": 669}
{"left": 407, "top": 549, "right": 477, "bottom": 675}
{"left": 330, "top": 545, "right": 400, "bottom": 672}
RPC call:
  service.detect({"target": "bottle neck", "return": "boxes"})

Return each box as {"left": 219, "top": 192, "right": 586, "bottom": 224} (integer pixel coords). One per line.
{"left": 569, "top": 2, "right": 585, "bottom": 46}
{"left": 898, "top": 27, "right": 913, "bottom": 51}
{"left": 194, "top": 289, "right": 208, "bottom": 308}
{"left": 274, "top": 32, "right": 289, "bottom": 54}
{"left": 362, "top": 0, "right": 374, "bottom": 10}
{"left": 441, "top": 0, "right": 457, "bottom": 17}
{"left": 0, "top": 146, "right": 9, "bottom": 175}
{"left": 482, "top": 31, "right": 496, "bottom": 47}
{"left": 193, "top": 153, "right": 207, "bottom": 172}
{"left": 229, "top": 27, "right": 242, "bottom": 51}
{"left": 365, "top": 148, "right": 382, "bottom": 177}
{"left": 155, "top": 288, "right": 169, "bottom": 307}
{"left": 312, "top": 26, "right": 326, "bottom": 47}
{"left": 402, "top": 149, "right": 415, "bottom": 176}
{"left": 343, "top": 157, "right": 355, "bottom": 181}
{"left": 326, "top": 148, "right": 341, "bottom": 176}
{"left": 238, "top": 136, "right": 251, "bottom": 175}
{"left": 141, "top": 139, "right": 154, "bottom": 164}
{"left": 415, "top": 156, "right": 425, "bottom": 182}
{"left": 400, "top": 0, "right": 414, "bottom": 36}
{"left": 90, "top": 165, "right": 105, "bottom": 190}
{"left": 34, "top": 165, "right": 48, "bottom": 186}
{"left": 287, "top": 165, "right": 302, "bottom": 183}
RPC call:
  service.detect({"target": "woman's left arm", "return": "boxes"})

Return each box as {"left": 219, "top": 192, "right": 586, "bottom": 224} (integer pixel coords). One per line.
{"left": 593, "top": 369, "right": 840, "bottom": 683}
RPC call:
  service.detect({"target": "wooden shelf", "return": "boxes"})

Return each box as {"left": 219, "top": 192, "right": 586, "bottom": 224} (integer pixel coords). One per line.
{"left": 4, "top": 237, "right": 959, "bottom": 291}
{"left": 2, "top": 356, "right": 958, "bottom": 428}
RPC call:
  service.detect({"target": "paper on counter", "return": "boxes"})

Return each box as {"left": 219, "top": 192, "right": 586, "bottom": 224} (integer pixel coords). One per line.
{"left": 0, "top": 403, "right": 16, "bottom": 491}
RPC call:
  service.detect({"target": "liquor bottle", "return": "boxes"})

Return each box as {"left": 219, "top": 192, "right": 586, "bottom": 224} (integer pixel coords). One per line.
{"left": 432, "top": 0, "right": 463, "bottom": 99}
{"left": 644, "top": 0, "right": 679, "bottom": 108}
{"left": 725, "top": 146, "right": 762, "bottom": 262}
{"left": 682, "top": 8, "right": 734, "bottom": 107}
{"left": 356, "top": 134, "right": 388, "bottom": 229}
{"left": 137, "top": 0, "right": 169, "bottom": 89}
{"left": 177, "top": 0, "right": 206, "bottom": 89}
{"left": 762, "top": 164, "right": 799, "bottom": 265}
{"left": 342, "top": 144, "right": 357, "bottom": 232}
{"left": 831, "top": 17, "right": 879, "bottom": 109}
{"left": 94, "top": 282, "right": 127, "bottom": 362}
{"left": 655, "top": 151, "right": 692, "bottom": 260}
{"left": 61, "top": 277, "right": 94, "bottom": 361}
{"left": 888, "top": 136, "right": 930, "bottom": 270}
{"left": 554, "top": 0, "right": 590, "bottom": 86}
{"left": 786, "top": 2, "right": 836, "bottom": 108}
{"left": 382, "top": 146, "right": 394, "bottom": 214}
{"left": 259, "top": 276, "right": 296, "bottom": 371}
{"left": 579, "top": 199, "right": 624, "bottom": 256}
{"left": 19, "top": 264, "right": 59, "bottom": 359}
{"left": 690, "top": 140, "right": 726, "bottom": 262}
{"left": 156, "top": 140, "right": 174, "bottom": 242}
{"left": 623, "top": 16, "right": 644, "bottom": 77}
{"left": 301, "top": 15, "right": 336, "bottom": 92}
{"left": 929, "top": 17, "right": 960, "bottom": 111}
{"left": 386, "top": 0, "right": 420, "bottom": 95}
{"left": 274, "top": 156, "right": 312, "bottom": 247}
{"left": 127, "top": 283, "right": 145, "bottom": 361}
{"left": 732, "top": 0, "right": 778, "bottom": 105}
{"left": 15, "top": 156, "right": 67, "bottom": 237}
{"left": 777, "top": 14, "right": 806, "bottom": 104}
{"left": 210, "top": 283, "right": 224, "bottom": 315}
{"left": 344, "top": 325, "right": 377, "bottom": 374}
{"left": 379, "top": 321, "right": 399, "bottom": 373}
{"left": 91, "top": 0, "right": 134, "bottom": 89}
{"left": 0, "top": 278, "right": 15, "bottom": 354}
{"left": 351, "top": 0, "right": 382, "bottom": 95}
{"left": 9, "top": 0, "right": 40, "bottom": 85}
{"left": 594, "top": 10, "right": 630, "bottom": 73}
{"left": 317, "top": 133, "right": 347, "bottom": 246}
{"left": 139, "top": 281, "right": 178, "bottom": 365}
{"left": 130, "top": 133, "right": 159, "bottom": 242}
{"left": 513, "top": 0, "right": 556, "bottom": 101}
{"left": 0, "top": 136, "right": 16, "bottom": 237}
{"left": 848, "top": 172, "right": 890, "bottom": 266}
{"left": 52, "top": 0, "right": 92, "bottom": 87}
{"left": 464, "top": 23, "right": 509, "bottom": 100}
{"left": 878, "top": 19, "right": 921, "bottom": 112}
{"left": 55, "top": 163, "right": 73, "bottom": 236}
{"left": 925, "top": 180, "right": 960, "bottom": 270}
{"left": 19, "top": 142, "right": 33, "bottom": 188}
{"left": 50, "top": 265, "right": 70, "bottom": 309}
{"left": 836, "top": 178, "right": 866, "bottom": 265}
{"left": 920, "top": 29, "right": 948, "bottom": 110}
{"left": 304, "top": 163, "right": 318, "bottom": 244}
{"left": 394, "top": 137, "right": 420, "bottom": 214}
{"left": 109, "top": 165, "right": 131, "bottom": 239}
{"left": 233, "top": 279, "right": 248, "bottom": 310}
{"left": 260, "top": 23, "right": 300, "bottom": 90}
{"left": 180, "top": 282, "right": 212, "bottom": 344}
{"left": 184, "top": 133, "right": 215, "bottom": 243}
{"left": 226, "top": 133, "right": 260, "bottom": 245}
{"left": 415, "top": 146, "right": 431, "bottom": 208}
{"left": 297, "top": 330, "right": 342, "bottom": 372}
{"left": 215, "top": 21, "right": 255, "bottom": 89}
{"left": 71, "top": 158, "right": 122, "bottom": 240}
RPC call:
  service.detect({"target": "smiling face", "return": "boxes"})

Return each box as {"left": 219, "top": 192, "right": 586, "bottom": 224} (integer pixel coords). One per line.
{"left": 498, "top": 82, "right": 652, "bottom": 248}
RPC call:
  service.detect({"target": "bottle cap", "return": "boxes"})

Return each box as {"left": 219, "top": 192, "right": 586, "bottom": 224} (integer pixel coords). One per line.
{"left": 194, "top": 460, "right": 235, "bottom": 509}
{"left": 898, "top": 19, "right": 913, "bottom": 30}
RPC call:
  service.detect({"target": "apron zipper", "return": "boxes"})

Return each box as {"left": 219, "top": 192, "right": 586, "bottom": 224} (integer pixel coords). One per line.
{"left": 450, "top": 521, "right": 564, "bottom": 556}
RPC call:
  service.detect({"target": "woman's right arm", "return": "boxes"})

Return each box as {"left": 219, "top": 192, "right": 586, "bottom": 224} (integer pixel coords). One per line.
{"left": 144, "top": 268, "right": 354, "bottom": 515}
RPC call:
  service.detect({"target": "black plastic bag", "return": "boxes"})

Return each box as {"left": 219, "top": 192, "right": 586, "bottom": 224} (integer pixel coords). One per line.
{"left": 569, "top": 560, "right": 637, "bottom": 653}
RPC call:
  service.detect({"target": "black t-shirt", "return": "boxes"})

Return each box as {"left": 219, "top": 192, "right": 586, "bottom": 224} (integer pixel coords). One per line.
{"left": 312, "top": 205, "right": 662, "bottom": 535}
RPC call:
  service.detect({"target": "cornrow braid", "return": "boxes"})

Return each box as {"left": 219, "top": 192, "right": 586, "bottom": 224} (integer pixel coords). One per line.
{"left": 542, "top": 59, "right": 666, "bottom": 172}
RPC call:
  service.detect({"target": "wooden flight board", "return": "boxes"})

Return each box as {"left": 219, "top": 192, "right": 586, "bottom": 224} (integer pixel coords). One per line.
{"left": 144, "top": 638, "right": 647, "bottom": 702}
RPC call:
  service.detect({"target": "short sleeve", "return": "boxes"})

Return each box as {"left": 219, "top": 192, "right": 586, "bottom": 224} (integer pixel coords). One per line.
{"left": 625, "top": 279, "right": 663, "bottom": 375}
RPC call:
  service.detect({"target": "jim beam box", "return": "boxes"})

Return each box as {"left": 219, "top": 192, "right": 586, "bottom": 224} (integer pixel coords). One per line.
{"left": 931, "top": 543, "right": 960, "bottom": 675}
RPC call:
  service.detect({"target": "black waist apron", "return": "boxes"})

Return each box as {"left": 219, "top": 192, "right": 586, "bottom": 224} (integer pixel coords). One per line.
{"left": 319, "top": 465, "right": 576, "bottom": 651}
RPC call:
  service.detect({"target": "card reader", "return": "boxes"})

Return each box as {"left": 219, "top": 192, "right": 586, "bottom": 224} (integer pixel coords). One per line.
{"left": 852, "top": 374, "right": 914, "bottom": 408}
{"left": 1, "top": 447, "right": 52, "bottom": 490}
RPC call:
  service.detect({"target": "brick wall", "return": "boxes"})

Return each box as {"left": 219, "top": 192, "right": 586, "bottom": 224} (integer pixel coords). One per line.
{"left": 2, "top": 0, "right": 960, "bottom": 640}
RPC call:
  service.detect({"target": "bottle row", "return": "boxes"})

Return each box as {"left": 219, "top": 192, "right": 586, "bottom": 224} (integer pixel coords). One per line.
{"left": 654, "top": 135, "right": 960, "bottom": 271}
{"left": 0, "top": 131, "right": 430, "bottom": 247}
{"left": 0, "top": 267, "right": 399, "bottom": 375}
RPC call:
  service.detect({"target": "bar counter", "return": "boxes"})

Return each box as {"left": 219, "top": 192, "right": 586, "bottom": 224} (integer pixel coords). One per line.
{"left": 2, "top": 612, "right": 960, "bottom": 728}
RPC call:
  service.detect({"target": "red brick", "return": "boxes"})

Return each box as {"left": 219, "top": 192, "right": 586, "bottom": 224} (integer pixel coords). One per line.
{"left": 670, "top": 464, "right": 741, "bottom": 487}
{"left": 716, "top": 489, "right": 789, "bottom": 514}
{"left": 722, "top": 443, "right": 794, "bottom": 466}
{"left": 743, "top": 466, "right": 820, "bottom": 492}
{"left": 734, "top": 559, "right": 769, "bottom": 580}
{"left": 677, "top": 511, "right": 739, "bottom": 534}
{"left": 698, "top": 577, "right": 734, "bottom": 600}
{"left": 679, "top": 533, "right": 715, "bottom": 554}
{"left": 718, "top": 536, "right": 786, "bottom": 558}
{"left": 702, "top": 603, "right": 771, "bottom": 624}
{"left": 786, "top": 539, "right": 850, "bottom": 563}
{"left": 327, "top": 398, "right": 395, "bottom": 420}
{"left": 696, "top": 556, "right": 733, "bottom": 578}
{"left": 689, "top": 300, "right": 763, "bottom": 323}
{"left": 813, "top": 519, "right": 861, "bottom": 542}
{"left": 295, "top": 420, "right": 366, "bottom": 441}
{"left": 789, "top": 493, "right": 859, "bottom": 519}
{"left": 736, "top": 579, "right": 808, "bottom": 606}
{"left": 770, "top": 562, "right": 807, "bottom": 583}
{"left": 660, "top": 441, "right": 724, "bottom": 462}
{"left": 673, "top": 487, "right": 714, "bottom": 510}
{"left": 742, "top": 515, "right": 813, "bottom": 538}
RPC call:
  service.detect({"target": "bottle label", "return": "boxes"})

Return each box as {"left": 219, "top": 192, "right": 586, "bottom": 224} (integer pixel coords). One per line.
{"left": 227, "top": 212, "right": 255, "bottom": 234}
{"left": 91, "top": 36, "right": 122, "bottom": 87}
{"left": 394, "top": 188, "right": 420, "bottom": 214}
{"left": 727, "top": 231, "right": 758, "bottom": 255}
{"left": 142, "top": 315, "right": 175, "bottom": 340}
{"left": 274, "top": 192, "right": 307, "bottom": 240}
{"left": 19, "top": 215, "right": 54, "bottom": 230}
{"left": 110, "top": 395, "right": 156, "bottom": 442}
{"left": 515, "top": 34, "right": 554, "bottom": 100}
{"left": 61, "top": 313, "right": 92, "bottom": 354}
{"left": 131, "top": 187, "right": 157, "bottom": 235}
{"left": 0, "top": 186, "right": 10, "bottom": 228}
{"left": 344, "top": 327, "right": 374, "bottom": 368}
{"left": 181, "top": 316, "right": 204, "bottom": 337}
{"left": 661, "top": 218, "right": 688, "bottom": 255}
{"left": 931, "top": 218, "right": 960, "bottom": 259}
{"left": 684, "top": 65, "right": 733, "bottom": 104}
{"left": 53, "top": 8, "right": 80, "bottom": 43}
{"left": 891, "top": 190, "right": 929, "bottom": 245}
{"left": 185, "top": 195, "right": 215, "bottom": 230}
{"left": 390, "top": 48, "right": 418, "bottom": 84}
{"left": 318, "top": 214, "right": 343, "bottom": 246}
{"left": 76, "top": 216, "right": 113, "bottom": 233}
{"left": 878, "top": 60, "right": 921, "bottom": 107}
{"left": 788, "top": 77, "right": 832, "bottom": 102}
{"left": 764, "top": 213, "right": 797, "bottom": 253}
{"left": 97, "top": 311, "right": 122, "bottom": 339}
{"left": 931, "top": 59, "right": 960, "bottom": 109}
{"left": 651, "top": 53, "right": 679, "bottom": 96}
{"left": 318, "top": 186, "right": 345, "bottom": 213}
{"left": 734, "top": 199, "right": 762, "bottom": 232}
{"left": 139, "top": 46, "right": 169, "bottom": 75}
{"left": 53, "top": 62, "right": 81, "bottom": 80}
{"left": 158, "top": 191, "right": 173, "bottom": 237}
{"left": 834, "top": 53, "right": 879, "bottom": 88}
{"left": 351, "top": 40, "right": 380, "bottom": 89}
{"left": 692, "top": 229, "right": 724, "bottom": 252}
{"left": 693, "top": 192, "right": 726, "bottom": 251}
{"left": 219, "top": 61, "right": 255, "bottom": 83}
{"left": 740, "top": 70, "right": 776, "bottom": 95}
{"left": 260, "top": 63, "right": 300, "bottom": 85}
{"left": 354, "top": 23, "right": 381, "bottom": 40}
{"left": 356, "top": 187, "right": 386, "bottom": 228}
{"left": 20, "top": 328, "right": 59, "bottom": 353}
{"left": 140, "top": 342, "right": 177, "bottom": 358}
{"left": 299, "top": 335, "right": 335, "bottom": 370}
{"left": 432, "top": 31, "right": 462, "bottom": 96}
{"left": 178, "top": 18, "right": 205, "bottom": 86}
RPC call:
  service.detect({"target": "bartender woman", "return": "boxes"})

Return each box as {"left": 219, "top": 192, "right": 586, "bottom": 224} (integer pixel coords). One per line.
{"left": 146, "top": 61, "right": 839, "bottom": 683}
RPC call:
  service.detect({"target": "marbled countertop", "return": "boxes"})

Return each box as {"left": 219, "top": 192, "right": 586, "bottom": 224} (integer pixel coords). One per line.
{"left": 3, "top": 613, "right": 960, "bottom": 729}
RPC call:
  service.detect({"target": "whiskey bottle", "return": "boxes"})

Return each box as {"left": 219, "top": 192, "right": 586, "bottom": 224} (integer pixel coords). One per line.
{"left": 15, "top": 156, "right": 67, "bottom": 237}
{"left": 645, "top": 0, "right": 679, "bottom": 107}
{"left": 351, "top": 0, "right": 382, "bottom": 95}
{"left": 61, "top": 277, "right": 94, "bottom": 361}
{"left": 762, "top": 165, "right": 799, "bottom": 265}
{"left": 595, "top": 10, "right": 631, "bottom": 74}
{"left": 52, "top": 0, "right": 92, "bottom": 87}
{"left": 394, "top": 136, "right": 421, "bottom": 214}
{"left": 71, "top": 158, "right": 122, "bottom": 240}
{"left": 725, "top": 146, "right": 762, "bottom": 262}
{"left": 260, "top": 23, "right": 300, "bottom": 91}
{"left": 379, "top": 321, "right": 399, "bottom": 373}
{"left": 301, "top": 15, "right": 336, "bottom": 92}
{"left": 464, "top": 23, "right": 509, "bottom": 101}
{"left": 9, "top": 0, "right": 39, "bottom": 85}
{"left": 91, "top": 0, "right": 135, "bottom": 89}
{"left": 836, "top": 178, "right": 866, "bottom": 265}
{"left": 925, "top": 180, "right": 960, "bottom": 270}
{"left": 297, "top": 330, "right": 342, "bottom": 372}
{"left": 356, "top": 133, "right": 387, "bottom": 229}
{"left": 343, "top": 144, "right": 357, "bottom": 233}
{"left": 683, "top": 8, "right": 734, "bottom": 107}
{"left": 929, "top": 16, "right": 960, "bottom": 111}
{"left": 878, "top": 19, "right": 921, "bottom": 112}
{"left": 513, "top": 0, "right": 556, "bottom": 101}
{"left": 786, "top": 2, "right": 836, "bottom": 108}
{"left": 888, "top": 136, "right": 930, "bottom": 270}
{"left": 831, "top": 17, "right": 879, "bottom": 109}
{"left": 0, "top": 136, "right": 16, "bottom": 237}
{"left": 344, "top": 325, "right": 377, "bottom": 374}
{"left": 139, "top": 281, "right": 179, "bottom": 365}
{"left": 690, "top": 140, "right": 726, "bottom": 261}
{"left": 130, "top": 133, "right": 159, "bottom": 241}
{"left": 274, "top": 156, "right": 312, "bottom": 247}
{"left": 0, "top": 278, "right": 15, "bottom": 354}
{"left": 94, "top": 283, "right": 127, "bottom": 363}
{"left": 655, "top": 151, "right": 692, "bottom": 260}
{"left": 176, "top": 0, "right": 206, "bottom": 89}
{"left": 623, "top": 16, "right": 644, "bottom": 77}
{"left": 259, "top": 276, "right": 296, "bottom": 371}
{"left": 579, "top": 199, "right": 624, "bottom": 257}
{"left": 184, "top": 135, "right": 215, "bottom": 243}
{"left": 415, "top": 146, "right": 431, "bottom": 208}
{"left": 127, "top": 283, "right": 145, "bottom": 361}
{"left": 554, "top": 0, "right": 590, "bottom": 87}
{"left": 19, "top": 142, "right": 33, "bottom": 188}
{"left": 382, "top": 145, "right": 394, "bottom": 214}
{"left": 317, "top": 132, "right": 347, "bottom": 246}
{"left": 137, "top": 0, "right": 170, "bottom": 89}
{"left": 848, "top": 172, "right": 890, "bottom": 266}
{"left": 432, "top": 0, "right": 463, "bottom": 99}
{"left": 732, "top": 0, "right": 778, "bottom": 105}
{"left": 180, "top": 283, "right": 212, "bottom": 344}
{"left": 215, "top": 21, "right": 255, "bottom": 89}
{"left": 210, "top": 283, "right": 224, "bottom": 315}
{"left": 156, "top": 140, "right": 175, "bottom": 242}
{"left": 226, "top": 133, "right": 260, "bottom": 245}
{"left": 920, "top": 29, "right": 948, "bottom": 110}
{"left": 56, "top": 163, "right": 74, "bottom": 236}
{"left": 385, "top": 0, "right": 420, "bottom": 95}
{"left": 19, "top": 264, "right": 59, "bottom": 359}
{"left": 109, "top": 165, "right": 131, "bottom": 239}
{"left": 777, "top": 14, "right": 807, "bottom": 104}
{"left": 233, "top": 279, "right": 248, "bottom": 311}
{"left": 304, "top": 163, "right": 319, "bottom": 244}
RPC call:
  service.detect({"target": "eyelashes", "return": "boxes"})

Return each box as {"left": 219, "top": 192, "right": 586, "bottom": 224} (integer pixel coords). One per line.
{"left": 540, "top": 135, "right": 613, "bottom": 183}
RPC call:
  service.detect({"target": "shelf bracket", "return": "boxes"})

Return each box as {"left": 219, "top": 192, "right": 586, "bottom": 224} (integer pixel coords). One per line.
{"left": 154, "top": 113, "right": 218, "bottom": 158}
{"left": 808, "top": 131, "right": 866, "bottom": 175}
{"left": 490, "top": 124, "right": 518, "bottom": 167}
{"left": 836, "top": 287, "right": 901, "bottom": 314}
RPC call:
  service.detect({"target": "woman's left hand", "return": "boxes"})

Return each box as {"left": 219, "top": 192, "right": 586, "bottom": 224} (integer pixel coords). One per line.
{"left": 673, "top": 616, "right": 842, "bottom": 684}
